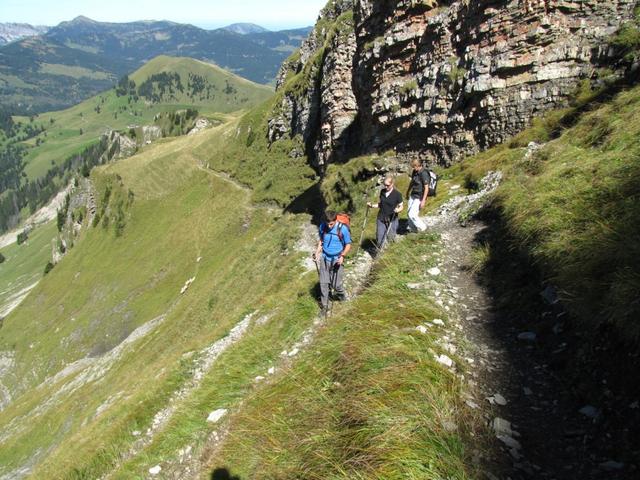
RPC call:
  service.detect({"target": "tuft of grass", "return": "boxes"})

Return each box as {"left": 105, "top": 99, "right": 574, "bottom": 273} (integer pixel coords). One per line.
{"left": 400, "top": 79, "right": 419, "bottom": 95}
{"left": 468, "top": 242, "right": 491, "bottom": 275}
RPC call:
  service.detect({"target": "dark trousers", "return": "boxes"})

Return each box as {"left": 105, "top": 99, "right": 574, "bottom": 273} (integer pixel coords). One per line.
{"left": 376, "top": 217, "right": 398, "bottom": 250}
{"left": 319, "top": 256, "right": 345, "bottom": 308}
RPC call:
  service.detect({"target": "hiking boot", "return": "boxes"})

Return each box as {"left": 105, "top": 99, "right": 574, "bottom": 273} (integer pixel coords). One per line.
{"left": 334, "top": 292, "right": 348, "bottom": 302}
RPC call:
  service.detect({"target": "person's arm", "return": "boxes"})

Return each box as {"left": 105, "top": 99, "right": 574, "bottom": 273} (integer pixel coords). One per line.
{"left": 420, "top": 172, "right": 429, "bottom": 208}
{"left": 337, "top": 229, "right": 352, "bottom": 265}
{"left": 394, "top": 192, "right": 404, "bottom": 214}
{"left": 314, "top": 238, "right": 323, "bottom": 260}
{"left": 313, "top": 226, "right": 324, "bottom": 260}
{"left": 337, "top": 243, "right": 351, "bottom": 265}
{"left": 367, "top": 201, "right": 379, "bottom": 208}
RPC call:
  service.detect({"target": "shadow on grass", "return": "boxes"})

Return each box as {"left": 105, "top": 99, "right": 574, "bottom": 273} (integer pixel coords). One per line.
{"left": 211, "top": 467, "right": 241, "bottom": 480}
{"left": 285, "top": 181, "right": 326, "bottom": 224}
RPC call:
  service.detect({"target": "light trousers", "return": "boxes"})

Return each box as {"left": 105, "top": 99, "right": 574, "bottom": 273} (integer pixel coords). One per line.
{"left": 407, "top": 197, "right": 427, "bottom": 232}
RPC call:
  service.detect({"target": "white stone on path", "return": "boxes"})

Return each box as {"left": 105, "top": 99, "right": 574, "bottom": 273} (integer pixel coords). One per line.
{"left": 415, "top": 325, "right": 428, "bottom": 334}
{"left": 493, "top": 393, "right": 508, "bottom": 406}
{"left": 207, "top": 408, "right": 228, "bottom": 423}
{"left": 497, "top": 434, "right": 522, "bottom": 450}
{"left": 428, "top": 267, "right": 441, "bottom": 276}
{"left": 517, "top": 331, "right": 537, "bottom": 342}
{"left": 149, "top": 465, "right": 162, "bottom": 475}
{"left": 492, "top": 417, "right": 513, "bottom": 437}
{"left": 435, "top": 354, "right": 454, "bottom": 368}
{"left": 267, "top": 367, "right": 276, "bottom": 375}
{"left": 432, "top": 319, "right": 445, "bottom": 326}
{"left": 579, "top": 405, "right": 600, "bottom": 419}
{"left": 288, "top": 347, "right": 299, "bottom": 357}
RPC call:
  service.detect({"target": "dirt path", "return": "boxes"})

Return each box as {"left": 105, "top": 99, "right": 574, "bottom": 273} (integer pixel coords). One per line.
{"left": 429, "top": 181, "right": 636, "bottom": 479}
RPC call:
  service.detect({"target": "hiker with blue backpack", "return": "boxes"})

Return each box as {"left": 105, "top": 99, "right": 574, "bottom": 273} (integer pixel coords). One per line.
{"left": 313, "top": 210, "right": 352, "bottom": 315}
{"left": 367, "top": 175, "right": 404, "bottom": 252}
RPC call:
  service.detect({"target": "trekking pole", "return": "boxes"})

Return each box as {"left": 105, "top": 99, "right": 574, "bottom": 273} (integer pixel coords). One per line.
{"left": 378, "top": 213, "right": 397, "bottom": 253}
{"left": 313, "top": 253, "right": 320, "bottom": 276}
{"left": 327, "top": 262, "right": 339, "bottom": 318}
{"left": 355, "top": 181, "right": 377, "bottom": 258}
{"left": 354, "top": 204, "right": 370, "bottom": 258}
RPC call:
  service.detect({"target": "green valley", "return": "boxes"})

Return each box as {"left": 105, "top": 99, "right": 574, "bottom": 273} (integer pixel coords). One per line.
{"left": 0, "top": 55, "right": 272, "bottom": 234}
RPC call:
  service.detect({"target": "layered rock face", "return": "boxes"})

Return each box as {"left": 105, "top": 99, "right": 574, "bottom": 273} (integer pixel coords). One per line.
{"left": 270, "top": 0, "right": 637, "bottom": 167}
{"left": 268, "top": 1, "right": 358, "bottom": 167}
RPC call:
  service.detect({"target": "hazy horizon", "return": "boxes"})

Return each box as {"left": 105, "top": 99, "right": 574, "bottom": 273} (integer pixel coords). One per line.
{"left": 0, "top": 0, "right": 326, "bottom": 31}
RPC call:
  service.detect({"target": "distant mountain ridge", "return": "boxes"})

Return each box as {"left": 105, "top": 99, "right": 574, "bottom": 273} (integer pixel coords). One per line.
{"left": 223, "top": 23, "right": 269, "bottom": 35}
{"left": 0, "top": 16, "right": 310, "bottom": 113}
{"left": 0, "top": 22, "right": 49, "bottom": 45}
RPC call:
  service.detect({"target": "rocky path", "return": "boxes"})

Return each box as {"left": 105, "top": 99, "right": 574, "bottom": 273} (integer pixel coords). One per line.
{"left": 427, "top": 176, "right": 636, "bottom": 479}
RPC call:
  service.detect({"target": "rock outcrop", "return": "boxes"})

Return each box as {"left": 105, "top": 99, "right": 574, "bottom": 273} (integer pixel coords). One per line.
{"left": 269, "top": 0, "right": 637, "bottom": 167}
{"left": 102, "top": 130, "right": 137, "bottom": 160}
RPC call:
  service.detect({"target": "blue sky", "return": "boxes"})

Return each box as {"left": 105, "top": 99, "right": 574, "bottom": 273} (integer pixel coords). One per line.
{"left": 0, "top": 0, "right": 328, "bottom": 30}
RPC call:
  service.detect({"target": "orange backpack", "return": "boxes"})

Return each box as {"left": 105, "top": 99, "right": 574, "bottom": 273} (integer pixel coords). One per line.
{"left": 322, "top": 213, "right": 351, "bottom": 245}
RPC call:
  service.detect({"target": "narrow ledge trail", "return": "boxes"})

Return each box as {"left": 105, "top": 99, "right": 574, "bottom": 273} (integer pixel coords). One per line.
{"left": 157, "top": 173, "right": 503, "bottom": 479}
{"left": 427, "top": 174, "right": 637, "bottom": 479}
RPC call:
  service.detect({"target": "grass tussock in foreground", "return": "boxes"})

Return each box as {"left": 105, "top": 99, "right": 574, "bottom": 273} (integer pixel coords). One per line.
{"left": 210, "top": 235, "right": 480, "bottom": 479}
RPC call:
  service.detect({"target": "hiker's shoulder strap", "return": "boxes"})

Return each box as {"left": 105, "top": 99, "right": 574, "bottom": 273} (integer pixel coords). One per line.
{"left": 335, "top": 222, "right": 347, "bottom": 246}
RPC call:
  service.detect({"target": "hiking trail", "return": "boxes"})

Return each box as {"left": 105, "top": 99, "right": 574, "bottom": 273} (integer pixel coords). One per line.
{"left": 425, "top": 174, "right": 637, "bottom": 479}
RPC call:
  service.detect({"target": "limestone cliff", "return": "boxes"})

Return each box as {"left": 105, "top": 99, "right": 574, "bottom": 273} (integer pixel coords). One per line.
{"left": 269, "top": 0, "right": 638, "bottom": 167}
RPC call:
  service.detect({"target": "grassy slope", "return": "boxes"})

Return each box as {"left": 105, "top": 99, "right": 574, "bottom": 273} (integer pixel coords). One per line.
{"left": 0, "top": 90, "right": 483, "bottom": 480}
{"left": 210, "top": 235, "right": 477, "bottom": 479}
{"left": 0, "top": 220, "right": 57, "bottom": 315}
{"left": 17, "top": 55, "right": 273, "bottom": 180}
{"left": 0, "top": 123, "right": 320, "bottom": 478}
{"left": 192, "top": 98, "right": 317, "bottom": 207}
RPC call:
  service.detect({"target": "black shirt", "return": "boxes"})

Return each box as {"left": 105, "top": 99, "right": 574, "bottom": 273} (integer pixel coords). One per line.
{"left": 410, "top": 168, "right": 430, "bottom": 199}
{"left": 378, "top": 188, "right": 403, "bottom": 222}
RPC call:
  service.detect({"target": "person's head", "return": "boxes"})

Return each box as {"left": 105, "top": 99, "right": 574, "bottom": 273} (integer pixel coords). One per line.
{"left": 325, "top": 210, "right": 338, "bottom": 227}
{"left": 383, "top": 175, "right": 395, "bottom": 191}
{"left": 411, "top": 158, "right": 423, "bottom": 172}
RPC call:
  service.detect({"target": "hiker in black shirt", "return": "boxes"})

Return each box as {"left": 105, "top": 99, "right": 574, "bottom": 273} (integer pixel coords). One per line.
{"left": 367, "top": 175, "right": 403, "bottom": 251}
